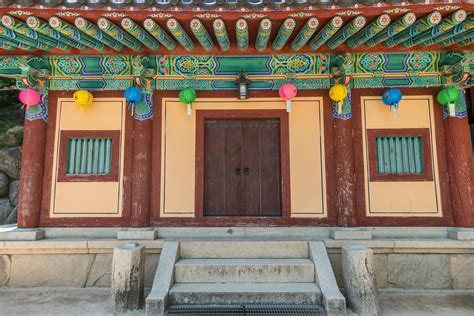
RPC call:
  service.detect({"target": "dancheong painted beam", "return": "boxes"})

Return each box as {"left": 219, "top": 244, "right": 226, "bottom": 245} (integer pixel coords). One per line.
{"left": 0, "top": 2, "right": 471, "bottom": 55}
{"left": 0, "top": 51, "right": 472, "bottom": 91}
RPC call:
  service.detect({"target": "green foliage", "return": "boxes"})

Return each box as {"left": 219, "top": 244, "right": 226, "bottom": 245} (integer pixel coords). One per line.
{"left": 0, "top": 78, "right": 23, "bottom": 149}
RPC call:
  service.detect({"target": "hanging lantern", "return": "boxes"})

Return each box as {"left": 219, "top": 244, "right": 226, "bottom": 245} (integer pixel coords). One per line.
{"left": 382, "top": 88, "right": 403, "bottom": 117}
{"left": 124, "top": 87, "right": 143, "bottom": 116}
{"left": 236, "top": 71, "right": 250, "bottom": 100}
{"left": 179, "top": 88, "right": 197, "bottom": 116}
{"left": 73, "top": 90, "right": 94, "bottom": 112}
{"left": 329, "top": 84, "right": 348, "bottom": 114}
{"left": 18, "top": 89, "right": 40, "bottom": 110}
{"left": 437, "top": 87, "right": 461, "bottom": 117}
{"left": 279, "top": 83, "right": 297, "bottom": 112}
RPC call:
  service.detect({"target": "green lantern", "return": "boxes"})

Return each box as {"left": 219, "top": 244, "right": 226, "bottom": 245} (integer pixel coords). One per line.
{"left": 437, "top": 87, "right": 461, "bottom": 117}
{"left": 179, "top": 88, "right": 197, "bottom": 116}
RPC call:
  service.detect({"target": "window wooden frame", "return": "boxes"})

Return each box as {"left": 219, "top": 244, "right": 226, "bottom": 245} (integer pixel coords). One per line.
{"left": 367, "top": 128, "right": 433, "bottom": 182}
{"left": 57, "top": 130, "right": 121, "bottom": 182}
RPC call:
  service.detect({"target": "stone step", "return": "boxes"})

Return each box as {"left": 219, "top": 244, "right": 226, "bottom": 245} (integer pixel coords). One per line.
{"left": 169, "top": 283, "right": 322, "bottom": 305}
{"left": 179, "top": 241, "right": 309, "bottom": 259}
{"left": 174, "top": 258, "right": 315, "bottom": 283}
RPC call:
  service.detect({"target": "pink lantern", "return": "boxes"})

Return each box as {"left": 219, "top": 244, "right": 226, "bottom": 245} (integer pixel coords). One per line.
{"left": 18, "top": 89, "right": 40, "bottom": 109}
{"left": 278, "top": 83, "right": 297, "bottom": 112}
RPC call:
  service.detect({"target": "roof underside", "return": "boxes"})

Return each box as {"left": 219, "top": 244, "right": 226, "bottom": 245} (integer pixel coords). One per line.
{"left": 0, "top": 1, "right": 472, "bottom": 55}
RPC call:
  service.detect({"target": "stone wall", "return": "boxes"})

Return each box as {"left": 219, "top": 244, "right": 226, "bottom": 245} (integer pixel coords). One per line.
{"left": 0, "top": 238, "right": 473, "bottom": 290}
{"left": 327, "top": 240, "right": 474, "bottom": 290}
{"left": 0, "top": 126, "right": 23, "bottom": 225}
{"left": 0, "top": 240, "right": 161, "bottom": 288}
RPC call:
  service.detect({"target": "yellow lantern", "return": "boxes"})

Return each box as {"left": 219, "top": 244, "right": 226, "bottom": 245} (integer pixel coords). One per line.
{"left": 329, "top": 84, "right": 348, "bottom": 114}
{"left": 73, "top": 90, "right": 93, "bottom": 112}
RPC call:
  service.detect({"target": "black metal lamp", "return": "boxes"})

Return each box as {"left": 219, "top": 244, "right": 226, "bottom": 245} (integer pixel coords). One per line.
{"left": 236, "top": 71, "right": 250, "bottom": 100}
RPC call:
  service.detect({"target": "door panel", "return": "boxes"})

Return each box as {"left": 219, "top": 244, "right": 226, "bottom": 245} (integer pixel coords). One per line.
{"left": 204, "top": 118, "right": 281, "bottom": 217}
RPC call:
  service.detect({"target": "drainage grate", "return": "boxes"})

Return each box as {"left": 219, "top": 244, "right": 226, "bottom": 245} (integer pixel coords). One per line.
{"left": 167, "top": 304, "right": 326, "bottom": 316}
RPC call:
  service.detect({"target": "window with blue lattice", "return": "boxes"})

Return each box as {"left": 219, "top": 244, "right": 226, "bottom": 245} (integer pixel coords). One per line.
{"left": 58, "top": 130, "right": 120, "bottom": 182}
{"left": 367, "top": 129, "right": 433, "bottom": 182}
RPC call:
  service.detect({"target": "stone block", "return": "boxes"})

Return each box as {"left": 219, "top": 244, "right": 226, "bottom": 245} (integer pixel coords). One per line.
{"left": 9, "top": 254, "right": 94, "bottom": 287}
{"left": 0, "top": 147, "right": 21, "bottom": 180}
{"left": 146, "top": 241, "right": 179, "bottom": 316}
{"left": 86, "top": 254, "right": 113, "bottom": 287}
{"left": 117, "top": 228, "right": 158, "bottom": 240}
{"left": 145, "top": 253, "right": 160, "bottom": 289}
{"left": 450, "top": 255, "right": 474, "bottom": 289}
{"left": 0, "top": 255, "right": 10, "bottom": 286}
{"left": 342, "top": 245, "right": 379, "bottom": 316}
{"left": 0, "top": 172, "right": 9, "bottom": 198}
{"left": 0, "top": 198, "right": 13, "bottom": 224}
{"left": 8, "top": 180, "right": 19, "bottom": 206}
{"left": 331, "top": 229, "right": 372, "bottom": 240}
{"left": 327, "top": 253, "right": 344, "bottom": 288}
{"left": 388, "top": 254, "right": 451, "bottom": 289}
{"left": 309, "top": 242, "right": 346, "bottom": 315}
{"left": 373, "top": 254, "right": 388, "bottom": 288}
{"left": 448, "top": 229, "right": 474, "bottom": 241}
{"left": 0, "top": 228, "right": 44, "bottom": 241}
{"left": 111, "top": 243, "right": 145, "bottom": 313}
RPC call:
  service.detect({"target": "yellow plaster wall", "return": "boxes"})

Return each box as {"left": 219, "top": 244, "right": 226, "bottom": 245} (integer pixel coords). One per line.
{"left": 50, "top": 98, "right": 126, "bottom": 217}
{"left": 160, "top": 97, "right": 327, "bottom": 218}
{"left": 361, "top": 96, "right": 442, "bottom": 217}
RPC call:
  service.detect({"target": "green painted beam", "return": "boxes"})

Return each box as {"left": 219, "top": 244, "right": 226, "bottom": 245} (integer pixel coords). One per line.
{"left": 143, "top": 18, "right": 176, "bottom": 51}
{"left": 213, "top": 18, "right": 230, "bottom": 52}
{"left": 166, "top": 18, "right": 194, "bottom": 51}
{"left": 0, "top": 25, "right": 51, "bottom": 51}
{"left": 255, "top": 18, "right": 272, "bottom": 52}
{"left": 347, "top": 14, "right": 391, "bottom": 48}
{"left": 327, "top": 16, "right": 367, "bottom": 49}
{"left": 309, "top": 16, "right": 344, "bottom": 50}
{"left": 385, "top": 11, "right": 442, "bottom": 48}
{"left": 440, "top": 29, "right": 474, "bottom": 47}
{"left": 121, "top": 18, "right": 160, "bottom": 51}
{"left": 291, "top": 17, "right": 319, "bottom": 51}
{"left": 0, "top": 40, "right": 15, "bottom": 50}
{"left": 0, "top": 34, "right": 33, "bottom": 50}
{"left": 97, "top": 18, "right": 142, "bottom": 52}
{"left": 402, "top": 9, "right": 467, "bottom": 48}
{"left": 421, "top": 15, "right": 474, "bottom": 47}
{"left": 236, "top": 18, "right": 249, "bottom": 51}
{"left": 272, "top": 18, "right": 296, "bottom": 51}
{"left": 190, "top": 18, "right": 214, "bottom": 51}
{"left": 365, "top": 12, "right": 416, "bottom": 48}
{"left": 1, "top": 15, "right": 70, "bottom": 51}
{"left": 49, "top": 17, "right": 105, "bottom": 52}
{"left": 74, "top": 17, "right": 123, "bottom": 51}
{"left": 26, "top": 16, "right": 87, "bottom": 50}
{"left": 459, "top": 37, "right": 474, "bottom": 46}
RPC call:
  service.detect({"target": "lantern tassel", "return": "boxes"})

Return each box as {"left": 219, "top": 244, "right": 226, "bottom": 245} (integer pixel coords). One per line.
{"left": 337, "top": 101, "right": 343, "bottom": 114}
{"left": 187, "top": 103, "right": 192, "bottom": 116}
{"left": 286, "top": 99, "right": 292, "bottom": 113}
{"left": 449, "top": 103, "right": 456, "bottom": 117}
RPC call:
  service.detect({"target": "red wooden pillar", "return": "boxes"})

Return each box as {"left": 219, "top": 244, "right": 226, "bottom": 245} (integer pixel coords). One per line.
{"left": 334, "top": 116, "right": 357, "bottom": 227}
{"left": 130, "top": 99, "right": 153, "bottom": 227}
{"left": 17, "top": 115, "right": 48, "bottom": 228}
{"left": 444, "top": 116, "right": 474, "bottom": 227}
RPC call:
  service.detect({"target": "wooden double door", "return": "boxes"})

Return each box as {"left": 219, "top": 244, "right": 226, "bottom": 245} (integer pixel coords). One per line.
{"left": 204, "top": 118, "right": 282, "bottom": 217}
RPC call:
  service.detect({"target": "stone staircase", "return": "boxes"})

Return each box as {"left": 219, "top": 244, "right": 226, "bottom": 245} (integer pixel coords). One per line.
{"left": 146, "top": 241, "right": 345, "bottom": 315}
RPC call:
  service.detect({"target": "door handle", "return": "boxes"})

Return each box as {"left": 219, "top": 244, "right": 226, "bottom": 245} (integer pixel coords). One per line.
{"left": 235, "top": 167, "right": 241, "bottom": 175}
{"left": 244, "top": 167, "right": 250, "bottom": 175}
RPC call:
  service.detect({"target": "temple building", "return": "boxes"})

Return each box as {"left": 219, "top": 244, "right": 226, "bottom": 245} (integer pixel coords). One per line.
{"left": 0, "top": 1, "right": 472, "bottom": 229}
{"left": 1, "top": 1, "right": 474, "bottom": 315}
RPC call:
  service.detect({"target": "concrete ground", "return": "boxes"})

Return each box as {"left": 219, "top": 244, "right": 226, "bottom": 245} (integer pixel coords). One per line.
{"left": 0, "top": 288, "right": 473, "bottom": 315}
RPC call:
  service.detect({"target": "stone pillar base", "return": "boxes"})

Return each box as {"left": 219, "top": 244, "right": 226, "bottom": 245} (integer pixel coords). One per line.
{"left": 117, "top": 228, "right": 158, "bottom": 240}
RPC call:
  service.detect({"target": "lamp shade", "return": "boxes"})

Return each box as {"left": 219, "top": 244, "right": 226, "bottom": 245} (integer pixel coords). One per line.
{"left": 18, "top": 89, "right": 40, "bottom": 109}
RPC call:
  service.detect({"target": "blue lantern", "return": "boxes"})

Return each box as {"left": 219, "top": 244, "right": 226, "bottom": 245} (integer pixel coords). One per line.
{"left": 382, "top": 88, "right": 403, "bottom": 117}
{"left": 124, "top": 87, "right": 143, "bottom": 116}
